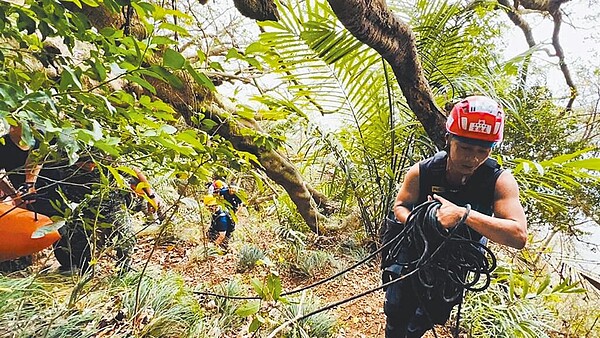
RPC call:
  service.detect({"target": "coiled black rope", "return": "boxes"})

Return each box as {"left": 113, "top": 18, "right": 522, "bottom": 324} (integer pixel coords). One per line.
{"left": 386, "top": 200, "right": 497, "bottom": 303}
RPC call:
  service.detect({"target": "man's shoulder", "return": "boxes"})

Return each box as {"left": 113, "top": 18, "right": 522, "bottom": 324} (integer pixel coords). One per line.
{"left": 0, "top": 134, "right": 12, "bottom": 148}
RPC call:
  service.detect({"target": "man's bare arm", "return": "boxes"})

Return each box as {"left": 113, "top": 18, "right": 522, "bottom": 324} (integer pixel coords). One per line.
{"left": 434, "top": 171, "right": 528, "bottom": 249}
{"left": 393, "top": 164, "right": 420, "bottom": 224}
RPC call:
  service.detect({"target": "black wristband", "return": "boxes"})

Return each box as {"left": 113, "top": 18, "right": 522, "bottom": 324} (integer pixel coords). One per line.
{"left": 456, "top": 204, "right": 471, "bottom": 226}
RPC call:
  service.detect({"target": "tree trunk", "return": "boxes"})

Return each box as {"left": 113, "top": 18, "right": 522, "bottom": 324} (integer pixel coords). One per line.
{"left": 326, "top": 0, "right": 447, "bottom": 149}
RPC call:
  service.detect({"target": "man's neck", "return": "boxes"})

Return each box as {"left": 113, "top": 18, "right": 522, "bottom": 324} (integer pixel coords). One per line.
{"left": 8, "top": 133, "right": 29, "bottom": 151}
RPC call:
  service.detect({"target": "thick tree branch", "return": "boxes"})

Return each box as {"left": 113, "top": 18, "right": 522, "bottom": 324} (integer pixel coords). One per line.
{"left": 233, "top": 0, "right": 279, "bottom": 21}
{"left": 326, "top": 0, "right": 447, "bottom": 149}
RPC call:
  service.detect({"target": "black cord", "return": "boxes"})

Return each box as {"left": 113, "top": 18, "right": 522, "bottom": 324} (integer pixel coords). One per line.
{"left": 195, "top": 200, "right": 496, "bottom": 335}
{"left": 193, "top": 225, "right": 411, "bottom": 299}
{"left": 387, "top": 200, "right": 496, "bottom": 303}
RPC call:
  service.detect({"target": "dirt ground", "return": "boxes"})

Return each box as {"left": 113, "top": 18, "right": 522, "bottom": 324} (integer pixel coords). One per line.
{"left": 131, "top": 234, "right": 455, "bottom": 338}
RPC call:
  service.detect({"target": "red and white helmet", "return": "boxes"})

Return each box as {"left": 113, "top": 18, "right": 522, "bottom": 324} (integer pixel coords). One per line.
{"left": 446, "top": 96, "right": 504, "bottom": 144}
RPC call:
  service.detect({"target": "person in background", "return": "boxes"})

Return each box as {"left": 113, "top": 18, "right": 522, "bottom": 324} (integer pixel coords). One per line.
{"left": 0, "top": 122, "right": 42, "bottom": 273}
{"left": 129, "top": 167, "right": 164, "bottom": 218}
{"left": 207, "top": 177, "right": 243, "bottom": 213}
{"left": 0, "top": 123, "right": 42, "bottom": 205}
{"left": 203, "top": 195, "right": 235, "bottom": 250}
{"left": 383, "top": 96, "right": 528, "bottom": 337}
{"left": 44, "top": 154, "right": 163, "bottom": 274}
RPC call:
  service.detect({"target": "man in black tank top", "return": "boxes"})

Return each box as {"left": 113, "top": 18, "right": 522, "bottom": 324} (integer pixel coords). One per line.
{"left": 383, "top": 96, "right": 528, "bottom": 337}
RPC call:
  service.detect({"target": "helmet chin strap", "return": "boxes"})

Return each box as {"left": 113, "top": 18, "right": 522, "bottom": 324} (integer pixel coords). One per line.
{"left": 445, "top": 145, "right": 471, "bottom": 187}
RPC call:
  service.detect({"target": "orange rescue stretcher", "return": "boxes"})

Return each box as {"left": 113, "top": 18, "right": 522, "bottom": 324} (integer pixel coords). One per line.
{"left": 0, "top": 203, "right": 61, "bottom": 262}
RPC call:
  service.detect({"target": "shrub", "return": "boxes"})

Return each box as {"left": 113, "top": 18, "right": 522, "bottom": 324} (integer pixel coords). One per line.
{"left": 237, "top": 244, "right": 266, "bottom": 272}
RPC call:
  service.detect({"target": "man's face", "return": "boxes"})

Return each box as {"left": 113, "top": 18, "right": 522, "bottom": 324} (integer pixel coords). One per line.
{"left": 207, "top": 204, "right": 218, "bottom": 212}
{"left": 447, "top": 137, "right": 492, "bottom": 176}
{"left": 8, "top": 124, "right": 23, "bottom": 138}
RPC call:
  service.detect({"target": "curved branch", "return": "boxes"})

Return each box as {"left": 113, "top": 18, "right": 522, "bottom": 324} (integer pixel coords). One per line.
{"left": 499, "top": 0, "right": 577, "bottom": 111}
{"left": 69, "top": 3, "right": 328, "bottom": 233}
{"left": 549, "top": 7, "right": 577, "bottom": 111}
{"left": 326, "top": 0, "right": 448, "bottom": 149}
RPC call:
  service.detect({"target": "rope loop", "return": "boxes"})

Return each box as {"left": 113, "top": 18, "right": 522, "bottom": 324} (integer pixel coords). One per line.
{"left": 386, "top": 200, "right": 496, "bottom": 303}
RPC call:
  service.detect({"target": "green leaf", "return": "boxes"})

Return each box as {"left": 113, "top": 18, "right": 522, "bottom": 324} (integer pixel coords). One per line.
{"left": 250, "top": 278, "right": 264, "bottom": 298}
{"left": 91, "top": 60, "right": 107, "bottom": 81}
{"left": 226, "top": 48, "right": 244, "bottom": 60}
{"left": 158, "top": 22, "right": 189, "bottom": 36}
{"left": 265, "top": 274, "right": 282, "bottom": 301}
{"left": 94, "top": 141, "right": 121, "bottom": 157}
{"left": 125, "top": 74, "right": 157, "bottom": 94}
{"left": 163, "top": 48, "right": 186, "bottom": 69}
{"left": 107, "top": 166, "right": 126, "bottom": 187}
{"left": 184, "top": 64, "right": 215, "bottom": 91}
{"left": 563, "top": 158, "right": 600, "bottom": 171}
{"left": 99, "top": 27, "right": 119, "bottom": 38}
{"left": 151, "top": 36, "right": 177, "bottom": 46}
{"left": 31, "top": 220, "right": 65, "bottom": 239}
{"left": 59, "top": 66, "right": 83, "bottom": 90}
{"left": 248, "top": 316, "right": 263, "bottom": 332}
{"left": 235, "top": 301, "right": 260, "bottom": 317}
{"left": 536, "top": 275, "right": 550, "bottom": 295}
{"left": 209, "top": 61, "right": 224, "bottom": 72}
{"left": 148, "top": 66, "right": 184, "bottom": 89}
{"left": 159, "top": 124, "right": 177, "bottom": 135}
{"left": 80, "top": 0, "right": 100, "bottom": 7}
{"left": 176, "top": 130, "right": 207, "bottom": 150}
{"left": 246, "top": 41, "right": 270, "bottom": 54}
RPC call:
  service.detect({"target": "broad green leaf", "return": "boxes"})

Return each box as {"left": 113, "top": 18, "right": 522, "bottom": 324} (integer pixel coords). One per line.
{"left": 209, "top": 61, "right": 224, "bottom": 72}
{"left": 125, "top": 74, "right": 157, "bottom": 94}
{"left": 92, "top": 60, "right": 107, "bottom": 81}
{"left": 107, "top": 166, "right": 126, "bottom": 187}
{"left": 163, "top": 48, "right": 186, "bottom": 69}
{"left": 148, "top": 66, "right": 184, "bottom": 89}
{"left": 249, "top": 316, "right": 263, "bottom": 332}
{"left": 60, "top": 66, "right": 83, "bottom": 90}
{"left": 235, "top": 301, "right": 260, "bottom": 317}
{"left": 176, "top": 130, "right": 207, "bottom": 150}
{"left": 94, "top": 141, "right": 121, "bottom": 157}
{"left": 184, "top": 64, "right": 215, "bottom": 91}
{"left": 246, "top": 41, "right": 270, "bottom": 54}
{"left": 159, "top": 124, "right": 177, "bottom": 135}
{"left": 563, "top": 158, "right": 600, "bottom": 171}
{"left": 151, "top": 36, "right": 177, "bottom": 46}
{"left": 265, "top": 274, "right": 282, "bottom": 301}
{"left": 158, "top": 22, "right": 189, "bottom": 36}
{"left": 251, "top": 278, "right": 264, "bottom": 298}
{"left": 226, "top": 48, "right": 245, "bottom": 60}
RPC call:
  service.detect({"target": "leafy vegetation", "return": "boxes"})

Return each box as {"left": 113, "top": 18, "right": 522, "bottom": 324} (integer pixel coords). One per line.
{"left": 0, "top": 0, "right": 599, "bottom": 336}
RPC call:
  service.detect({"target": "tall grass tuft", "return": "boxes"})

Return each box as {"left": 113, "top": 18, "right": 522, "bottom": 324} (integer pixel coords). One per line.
{"left": 0, "top": 272, "right": 207, "bottom": 338}
{"left": 291, "top": 249, "right": 339, "bottom": 279}
{"left": 236, "top": 244, "right": 267, "bottom": 272}
{"left": 278, "top": 293, "right": 338, "bottom": 338}
{"left": 460, "top": 282, "right": 554, "bottom": 337}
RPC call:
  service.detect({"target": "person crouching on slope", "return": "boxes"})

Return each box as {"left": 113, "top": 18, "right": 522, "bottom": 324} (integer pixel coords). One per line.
{"left": 203, "top": 195, "right": 235, "bottom": 250}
